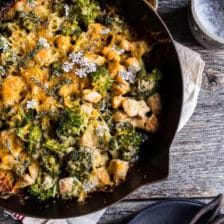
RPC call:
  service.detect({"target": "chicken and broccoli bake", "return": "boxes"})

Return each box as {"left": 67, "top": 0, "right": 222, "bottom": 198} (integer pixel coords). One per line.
{"left": 0, "top": 0, "right": 162, "bottom": 202}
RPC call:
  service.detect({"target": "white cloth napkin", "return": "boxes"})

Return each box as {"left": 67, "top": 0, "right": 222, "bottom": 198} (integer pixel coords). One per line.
{"left": 175, "top": 42, "right": 205, "bottom": 131}
{"left": 7, "top": 42, "right": 205, "bottom": 224}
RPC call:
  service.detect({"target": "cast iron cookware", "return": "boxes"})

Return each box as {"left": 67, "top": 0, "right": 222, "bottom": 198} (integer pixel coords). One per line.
{"left": 0, "top": 0, "right": 183, "bottom": 218}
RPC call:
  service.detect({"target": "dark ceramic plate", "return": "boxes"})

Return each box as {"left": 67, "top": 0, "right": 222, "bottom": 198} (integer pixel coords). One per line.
{"left": 0, "top": 0, "right": 183, "bottom": 218}
{"left": 129, "top": 199, "right": 208, "bottom": 224}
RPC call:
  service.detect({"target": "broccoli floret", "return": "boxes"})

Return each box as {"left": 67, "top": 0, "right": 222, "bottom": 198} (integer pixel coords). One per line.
{"left": 65, "top": 147, "right": 92, "bottom": 180}
{"left": 16, "top": 122, "right": 42, "bottom": 153}
{"left": 109, "top": 123, "right": 142, "bottom": 161}
{"left": 53, "top": 0, "right": 66, "bottom": 16}
{"left": 39, "top": 152, "right": 60, "bottom": 176}
{"left": 43, "top": 139, "right": 63, "bottom": 152}
{"left": 16, "top": 123, "right": 41, "bottom": 143}
{"left": 29, "top": 125, "right": 42, "bottom": 143}
{"left": 16, "top": 123, "right": 32, "bottom": 142}
{"left": 57, "top": 109, "right": 86, "bottom": 136}
{"left": 60, "top": 20, "right": 82, "bottom": 37}
{"left": 50, "top": 62, "right": 63, "bottom": 79}
{"left": 131, "top": 68, "right": 163, "bottom": 99}
{"left": 90, "top": 66, "right": 112, "bottom": 96}
{"left": 70, "top": 0, "right": 100, "bottom": 27}
{"left": 29, "top": 173, "right": 57, "bottom": 201}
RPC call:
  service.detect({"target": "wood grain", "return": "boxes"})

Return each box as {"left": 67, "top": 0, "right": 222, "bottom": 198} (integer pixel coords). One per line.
{"left": 99, "top": 0, "right": 224, "bottom": 223}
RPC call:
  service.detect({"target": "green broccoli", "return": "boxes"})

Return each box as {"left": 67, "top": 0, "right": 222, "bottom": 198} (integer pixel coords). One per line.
{"left": 43, "top": 139, "right": 63, "bottom": 152}
{"left": 109, "top": 122, "right": 142, "bottom": 161}
{"left": 29, "top": 172, "right": 57, "bottom": 201}
{"left": 15, "top": 11, "right": 40, "bottom": 32}
{"left": 70, "top": 0, "right": 100, "bottom": 27}
{"left": 53, "top": 0, "right": 66, "bottom": 16}
{"left": 50, "top": 62, "right": 63, "bottom": 79}
{"left": 16, "top": 121, "right": 42, "bottom": 153}
{"left": 16, "top": 123, "right": 32, "bottom": 142}
{"left": 60, "top": 20, "right": 82, "bottom": 37}
{"left": 90, "top": 66, "right": 112, "bottom": 96}
{"left": 39, "top": 152, "right": 60, "bottom": 176}
{"left": 0, "top": 36, "right": 9, "bottom": 53}
{"left": 65, "top": 147, "right": 92, "bottom": 181}
{"left": 56, "top": 109, "right": 86, "bottom": 136}
{"left": 131, "top": 68, "right": 163, "bottom": 99}
{"left": 29, "top": 125, "right": 42, "bottom": 143}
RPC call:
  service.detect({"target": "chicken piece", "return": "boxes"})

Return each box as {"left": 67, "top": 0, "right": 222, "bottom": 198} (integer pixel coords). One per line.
{"left": 147, "top": 93, "right": 162, "bottom": 115}
{"left": 145, "top": 114, "right": 159, "bottom": 133}
{"left": 81, "top": 122, "right": 98, "bottom": 148}
{"left": 95, "top": 167, "right": 111, "bottom": 185}
{"left": 81, "top": 103, "right": 93, "bottom": 115}
{"left": 14, "top": 162, "right": 39, "bottom": 188}
{"left": 113, "top": 111, "right": 130, "bottom": 123}
{"left": 108, "top": 159, "right": 129, "bottom": 185}
{"left": 92, "top": 149, "right": 108, "bottom": 168}
{"left": 122, "top": 99, "right": 150, "bottom": 118}
{"left": 0, "top": 130, "right": 24, "bottom": 157}
{"left": 122, "top": 99, "right": 139, "bottom": 117}
{"left": 129, "top": 116, "right": 147, "bottom": 129}
{"left": 0, "top": 169, "right": 14, "bottom": 193}
{"left": 84, "top": 53, "right": 105, "bottom": 66}
{"left": 34, "top": 48, "right": 52, "bottom": 66}
{"left": 111, "top": 96, "right": 125, "bottom": 109}
{"left": 138, "top": 100, "right": 150, "bottom": 117}
{"left": 82, "top": 89, "right": 102, "bottom": 103}
{"left": 1, "top": 75, "right": 27, "bottom": 107}
{"left": 59, "top": 177, "right": 74, "bottom": 194}
{"left": 55, "top": 36, "right": 71, "bottom": 51}
{"left": 124, "top": 57, "right": 140, "bottom": 69}
{"left": 112, "top": 75, "right": 130, "bottom": 96}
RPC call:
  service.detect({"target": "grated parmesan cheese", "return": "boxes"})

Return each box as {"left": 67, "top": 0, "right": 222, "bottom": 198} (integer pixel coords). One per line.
{"left": 64, "top": 4, "right": 70, "bottom": 17}
{"left": 68, "top": 52, "right": 97, "bottom": 78}
{"left": 62, "top": 62, "right": 74, "bottom": 73}
{"left": 26, "top": 99, "right": 37, "bottom": 109}
{"left": 118, "top": 65, "right": 141, "bottom": 84}
{"left": 83, "top": 179, "right": 98, "bottom": 192}
{"left": 95, "top": 125, "right": 109, "bottom": 137}
{"left": 69, "top": 52, "right": 84, "bottom": 64}
{"left": 38, "top": 37, "right": 50, "bottom": 49}
{"left": 100, "top": 28, "right": 110, "bottom": 34}
{"left": 112, "top": 45, "right": 125, "bottom": 55}
{"left": 75, "top": 67, "right": 88, "bottom": 78}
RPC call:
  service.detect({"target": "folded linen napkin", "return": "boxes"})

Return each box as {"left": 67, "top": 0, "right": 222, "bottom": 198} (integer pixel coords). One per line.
{"left": 0, "top": 42, "right": 205, "bottom": 224}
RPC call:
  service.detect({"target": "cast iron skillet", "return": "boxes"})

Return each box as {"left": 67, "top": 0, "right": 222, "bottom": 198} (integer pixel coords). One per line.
{"left": 0, "top": 0, "right": 183, "bottom": 218}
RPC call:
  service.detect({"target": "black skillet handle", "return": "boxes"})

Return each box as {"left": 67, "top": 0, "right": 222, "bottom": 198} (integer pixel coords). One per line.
{"left": 189, "top": 194, "right": 223, "bottom": 224}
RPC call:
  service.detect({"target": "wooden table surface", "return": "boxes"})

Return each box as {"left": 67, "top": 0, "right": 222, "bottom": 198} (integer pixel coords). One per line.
{"left": 98, "top": 0, "right": 224, "bottom": 223}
